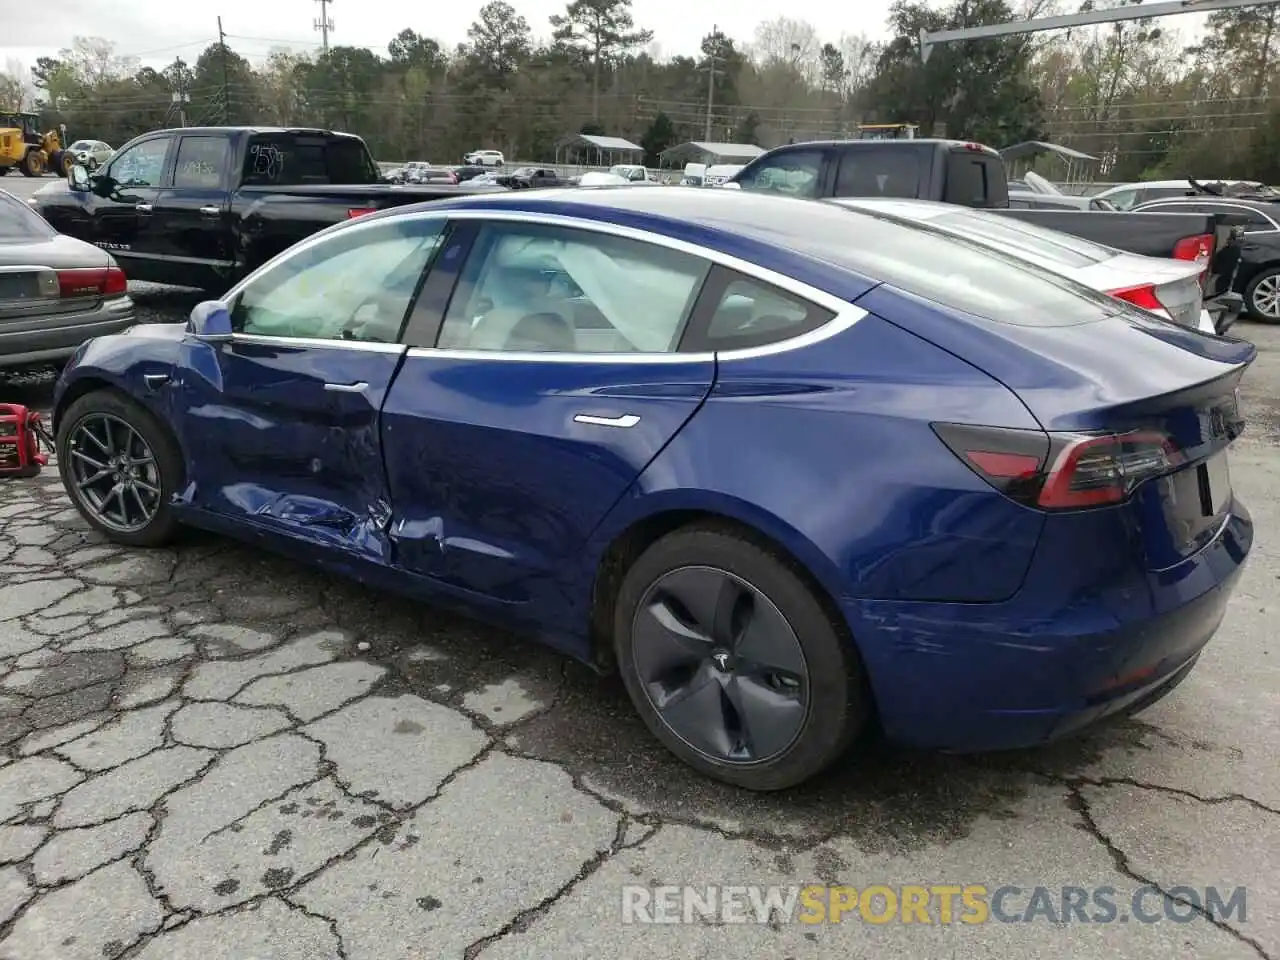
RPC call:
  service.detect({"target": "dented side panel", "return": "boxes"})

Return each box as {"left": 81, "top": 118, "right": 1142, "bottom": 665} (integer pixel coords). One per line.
{"left": 172, "top": 337, "right": 406, "bottom": 564}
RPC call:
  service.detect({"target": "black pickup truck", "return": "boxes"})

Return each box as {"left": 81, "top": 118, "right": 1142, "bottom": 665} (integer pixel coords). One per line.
{"left": 28, "top": 126, "right": 507, "bottom": 292}
{"left": 728, "top": 139, "right": 1244, "bottom": 327}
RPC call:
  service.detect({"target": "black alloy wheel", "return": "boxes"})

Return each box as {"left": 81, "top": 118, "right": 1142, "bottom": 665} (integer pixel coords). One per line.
{"left": 614, "top": 526, "right": 866, "bottom": 791}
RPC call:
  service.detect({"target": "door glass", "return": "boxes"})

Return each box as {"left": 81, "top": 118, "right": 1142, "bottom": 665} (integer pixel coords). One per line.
{"left": 1105, "top": 189, "right": 1138, "bottom": 210}
{"left": 437, "top": 222, "right": 710, "bottom": 353}
{"left": 173, "top": 137, "right": 229, "bottom": 189}
{"left": 735, "top": 151, "right": 823, "bottom": 198}
{"left": 108, "top": 139, "right": 170, "bottom": 187}
{"left": 230, "top": 217, "right": 447, "bottom": 342}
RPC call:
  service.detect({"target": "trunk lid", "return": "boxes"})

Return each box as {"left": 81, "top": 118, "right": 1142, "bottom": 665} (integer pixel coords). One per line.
{"left": 0, "top": 236, "right": 113, "bottom": 323}
{"left": 859, "top": 284, "right": 1254, "bottom": 569}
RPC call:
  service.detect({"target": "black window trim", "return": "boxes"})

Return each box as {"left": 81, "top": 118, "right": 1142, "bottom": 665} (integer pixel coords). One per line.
{"left": 679, "top": 264, "right": 836, "bottom": 353}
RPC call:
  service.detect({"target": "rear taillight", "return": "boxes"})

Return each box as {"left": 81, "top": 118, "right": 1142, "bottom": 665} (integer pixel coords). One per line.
{"left": 1172, "top": 232, "right": 1213, "bottom": 287}
{"left": 57, "top": 266, "right": 127, "bottom": 299}
{"left": 933, "top": 423, "right": 1184, "bottom": 510}
{"left": 1108, "top": 283, "right": 1163, "bottom": 311}
{"left": 347, "top": 207, "right": 377, "bottom": 219}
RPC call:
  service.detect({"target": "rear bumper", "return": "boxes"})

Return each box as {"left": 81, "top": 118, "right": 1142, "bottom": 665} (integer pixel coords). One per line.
{"left": 0, "top": 297, "right": 135, "bottom": 369}
{"left": 845, "top": 499, "right": 1251, "bottom": 752}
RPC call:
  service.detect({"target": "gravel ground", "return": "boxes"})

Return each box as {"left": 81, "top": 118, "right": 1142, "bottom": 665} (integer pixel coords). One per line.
{"left": 0, "top": 171, "right": 1276, "bottom": 958}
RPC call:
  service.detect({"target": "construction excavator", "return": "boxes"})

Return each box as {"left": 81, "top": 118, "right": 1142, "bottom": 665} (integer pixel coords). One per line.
{"left": 0, "top": 112, "right": 71, "bottom": 178}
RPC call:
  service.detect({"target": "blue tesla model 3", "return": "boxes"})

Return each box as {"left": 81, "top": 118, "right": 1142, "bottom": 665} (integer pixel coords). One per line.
{"left": 51, "top": 188, "right": 1254, "bottom": 790}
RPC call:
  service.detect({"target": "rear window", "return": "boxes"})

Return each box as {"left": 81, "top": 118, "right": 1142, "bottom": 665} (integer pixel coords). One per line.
{"left": 822, "top": 207, "right": 1131, "bottom": 327}
{"left": 243, "top": 135, "right": 380, "bottom": 186}
{"left": 928, "top": 210, "right": 1113, "bottom": 268}
{"left": 0, "top": 191, "right": 55, "bottom": 240}
{"left": 944, "top": 153, "right": 1004, "bottom": 206}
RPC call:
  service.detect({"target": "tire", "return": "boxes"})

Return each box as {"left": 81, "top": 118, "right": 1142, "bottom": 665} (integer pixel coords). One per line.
{"left": 1244, "top": 266, "right": 1280, "bottom": 323}
{"left": 19, "top": 150, "right": 42, "bottom": 177}
{"left": 56, "top": 389, "right": 185, "bottom": 548}
{"left": 613, "top": 525, "right": 866, "bottom": 790}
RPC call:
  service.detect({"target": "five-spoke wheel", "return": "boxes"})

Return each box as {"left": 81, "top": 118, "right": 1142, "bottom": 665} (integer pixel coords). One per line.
{"left": 615, "top": 526, "right": 866, "bottom": 791}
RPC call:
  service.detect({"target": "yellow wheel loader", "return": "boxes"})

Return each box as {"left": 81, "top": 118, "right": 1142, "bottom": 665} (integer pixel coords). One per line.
{"left": 0, "top": 113, "right": 71, "bottom": 178}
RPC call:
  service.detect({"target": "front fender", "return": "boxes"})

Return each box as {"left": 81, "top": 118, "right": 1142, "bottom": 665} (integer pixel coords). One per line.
{"left": 52, "top": 323, "right": 187, "bottom": 433}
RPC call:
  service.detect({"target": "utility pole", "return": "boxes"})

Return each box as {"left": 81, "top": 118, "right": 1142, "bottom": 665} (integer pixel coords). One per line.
{"left": 217, "top": 17, "right": 229, "bottom": 123}
{"left": 314, "top": 0, "right": 335, "bottom": 54}
{"left": 703, "top": 25, "right": 721, "bottom": 142}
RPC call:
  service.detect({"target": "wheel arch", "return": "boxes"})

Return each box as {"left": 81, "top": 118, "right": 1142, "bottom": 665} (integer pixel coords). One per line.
{"left": 52, "top": 375, "right": 120, "bottom": 434}
{"left": 585, "top": 494, "right": 861, "bottom": 675}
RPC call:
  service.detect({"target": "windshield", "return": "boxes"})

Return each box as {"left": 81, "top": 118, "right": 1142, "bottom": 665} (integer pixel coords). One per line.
{"left": 0, "top": 191, "right": 57, "bottom": 240}
{"left": 69, "top": 141, "right": 95, "bottom": 151}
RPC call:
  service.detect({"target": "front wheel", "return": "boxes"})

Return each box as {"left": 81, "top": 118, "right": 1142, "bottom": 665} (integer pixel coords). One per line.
{"left": 1244, "top": 267, "right": 1280, "bottom": 323}
{"left": 613, "top": 526, "right": 866, "bottom": 790}
{"left": 57, "top": 389, "right": 185, "bottom": 547}
{"left": 20, "top": 150, "right": 43, "bottom": 177}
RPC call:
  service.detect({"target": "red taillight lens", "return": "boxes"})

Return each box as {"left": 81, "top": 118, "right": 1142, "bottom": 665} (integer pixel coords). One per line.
{"left": 347, "top": 207, "right": 377, "bottom": 219}
{"left": 933, "top": 423, "right": 1184, "bottom": 510}
{"left": 57, "top": 266, "right": 127, "bottom": 299}
{"left": 1107, "top": 283, "right": 1164, "bottom": 312}
{"left": 1172, "top": 232, "right": 1213, "bottom": 287}
{"left": 1037, "top": 431, "right": 1184, "bottom": 509}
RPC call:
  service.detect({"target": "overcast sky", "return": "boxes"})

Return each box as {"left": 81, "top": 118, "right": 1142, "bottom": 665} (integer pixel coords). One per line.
{"left": 2, "top": 0, "right": 896, "bottom": 78}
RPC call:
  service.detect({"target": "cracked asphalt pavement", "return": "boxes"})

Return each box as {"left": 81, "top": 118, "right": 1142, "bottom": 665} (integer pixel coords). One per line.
{"left": 0, "top": 176, "right": 1274, "bottom": 958}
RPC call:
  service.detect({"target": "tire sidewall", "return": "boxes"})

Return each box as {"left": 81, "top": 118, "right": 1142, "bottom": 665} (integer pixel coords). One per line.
{"left": 56, "top": 389, "right": 184, "bottom": 547}
{"left": 613, "top": 526, "right": 864, "bottom": 791}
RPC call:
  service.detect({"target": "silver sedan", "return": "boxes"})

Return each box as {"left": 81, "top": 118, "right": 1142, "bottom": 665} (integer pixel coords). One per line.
{"left": 0, "top": 188, "right": 135, "bottom": 371}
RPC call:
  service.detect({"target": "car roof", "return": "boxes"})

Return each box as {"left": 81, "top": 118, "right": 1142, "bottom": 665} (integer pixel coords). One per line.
{"left": 1136, "top": 196, "right": 1279, "bottom": 211}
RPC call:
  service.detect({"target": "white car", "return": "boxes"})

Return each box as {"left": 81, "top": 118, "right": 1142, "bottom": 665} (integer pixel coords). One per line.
{"left": 829, "top": 198, "right": 1214, "bottom": 334}
{"left": 576, "top": 171, "right": 661, "bottom": 187}
{"left": 464, "top": 150, "right": 504, "bottom": 167}
{"left": 66, "top": 140, "right": 113, "bottom": 171}
{"left": 608, "top": 164, "right": 656, "bottom": 183}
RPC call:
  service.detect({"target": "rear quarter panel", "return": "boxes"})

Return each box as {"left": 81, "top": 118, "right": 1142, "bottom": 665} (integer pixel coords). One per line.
{"left": 589, "top": 313, "right": 1048, "bottom": 606}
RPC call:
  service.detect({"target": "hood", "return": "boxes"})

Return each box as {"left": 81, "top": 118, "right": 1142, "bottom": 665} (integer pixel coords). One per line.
{"left": 32, "top": 179, "right": 72, "bottom": 200}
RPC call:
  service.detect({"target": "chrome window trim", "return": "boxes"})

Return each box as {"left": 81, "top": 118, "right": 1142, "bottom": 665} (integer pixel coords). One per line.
{"left": 229, "top": 333, "right": 406, "bottom": 354}
{"left": 221, "top": 205, "right": 867, "bottom": 362}
{"left": 1136, "top": 199, "right": 1280, "bottom": 231}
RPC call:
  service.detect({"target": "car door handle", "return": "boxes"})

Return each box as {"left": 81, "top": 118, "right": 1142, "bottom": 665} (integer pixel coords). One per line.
{"left": 573, "top": 414, "right": 640, "bottom": 428}
{"left": 199, "top": 205, "right": 220, "bottom": 217}
{"left": 135, "top": 203, "right": 153, "bottom": 213}
{"left": 324, "top": 381, "right": 369, "bottom": 393}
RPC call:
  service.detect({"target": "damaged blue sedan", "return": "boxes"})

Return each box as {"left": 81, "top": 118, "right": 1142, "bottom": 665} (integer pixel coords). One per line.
{"left": 52, "top": 188, "right": 1253, "bottom": 790}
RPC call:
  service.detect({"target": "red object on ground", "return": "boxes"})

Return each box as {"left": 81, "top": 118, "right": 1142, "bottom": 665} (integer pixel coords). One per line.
{"left": 0, "top": 405, "right": 50, "bottom": 478}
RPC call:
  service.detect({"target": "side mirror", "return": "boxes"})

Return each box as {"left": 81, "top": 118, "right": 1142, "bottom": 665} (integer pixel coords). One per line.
{"left": 68, "top": 164, "right": 90, "bottom": 192}
{"left": 187, "top": 300, "right": 233, "bottom": 341}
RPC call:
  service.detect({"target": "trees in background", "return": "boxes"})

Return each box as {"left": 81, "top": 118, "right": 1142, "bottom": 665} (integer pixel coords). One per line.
{"left": 0, "top": 0, "right": 1276, "bottom": 178}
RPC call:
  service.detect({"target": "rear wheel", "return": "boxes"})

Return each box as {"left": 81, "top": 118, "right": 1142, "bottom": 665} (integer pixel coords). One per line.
{"left": 1245, "top": 267, "right": 1280, "bottom": 323}
{"left": 613, "top": 526, "right": 866, "bottom": 790}
{"left": 20, "top": 149, "right": 43, "bottom": 177}
{"left": 56, "top": 390, "right": 184, "bottom": 548}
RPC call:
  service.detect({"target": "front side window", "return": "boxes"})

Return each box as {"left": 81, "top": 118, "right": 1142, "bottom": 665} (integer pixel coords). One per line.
{"left": 735, "top": 151, "right": 824, "bottom": 198}
{"left": 437, "top": 222, "right": 710, "bottom": 353}
{"left": 230, "top": 217, "right": 447, "bottom": 342}
{"left": 1103, "top": 188, "right": 1138, "bottom": 210}
{"left": 108, "top": 138, "right": 171, "bottom": 187}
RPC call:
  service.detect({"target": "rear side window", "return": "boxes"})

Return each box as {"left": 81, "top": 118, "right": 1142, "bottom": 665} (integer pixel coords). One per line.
{"left": 173, "top": 136, "right": 229, "bottom": 189}
{"left": 0, "top": 191, "right": 55, "bottom": 239}
{"left": 735, "top": 151, "right": 824, "bottom": 198}
{"left": 930, "top": 210, "right": 1112, "bottom": 268}
{"left": 825, "top": 208, "right": 1131, "bottom": 327}
{"left": 834, "top": 149, "right": 920, "bottom": 198}
{"left": 684, "top": 267, "right": 835, "bottom": 352}
{"left": 243, "top": 135, "right": 380, "bottom": 186}
{"left": 944, "top": 153, "right": 999, "bottom": 206}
